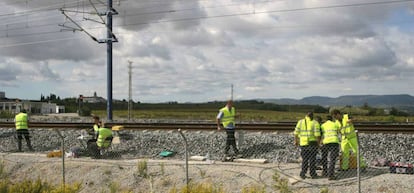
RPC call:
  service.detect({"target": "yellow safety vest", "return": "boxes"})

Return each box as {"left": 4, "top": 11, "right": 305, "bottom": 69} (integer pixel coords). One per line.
{"left": 15, "top": 113, "right": 28, "bottom": 130}
{"left": 93, "top": 124, "right": 100, "bottom": 132}
{"left": 339, "top": 114, "right": 356, "bottom": 140}
{"left": 219, "top": 106, "right": 235, "bottom": 128}
{"left": 294, "top": 116, "right": 320, "bottom": 146}
{"left": 97, "top": 127, "right": 113, "bottom": 148}
{"left": 321, "top": 120, "right": 339, "bottom": 144}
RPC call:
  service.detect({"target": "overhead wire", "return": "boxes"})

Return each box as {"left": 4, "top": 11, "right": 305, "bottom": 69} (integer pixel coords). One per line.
{"left": 0, "top": 0, "right": 410, "bottom": 33}
{"left": 0, "top": 0, "right": 106, "bottom": 31}
{"left": 0, "top": 0, "right": 255, "bottom": 27}
{"left": 0, "top": 0, "right": 277, "bottom": 35}
{"left": 0, "top": 0, "right": 84, "bottom": 17}
{"left": 0, "top": 0, "right": 413, "bottom": 47}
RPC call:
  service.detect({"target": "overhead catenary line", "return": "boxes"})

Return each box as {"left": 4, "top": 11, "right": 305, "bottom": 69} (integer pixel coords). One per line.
{"left": 0, "top": 0, "right": 98, "bottom": 17}
{"left": 0, "top": 36, "right": 82, "bottom": 48}
{"left": 0, "top": 0, "right": 413, "bottom": 46}
{"left": 59, "top": 0, "right": 118, "bottom": 43}
{"left": 86, "top": 0, "right": 106, "bottom": 24}
{"left": 0, "top": 0, "right": 411, "bottom": 32}
{"left": 60, "top": 9, "right": 99, "bottom": 42}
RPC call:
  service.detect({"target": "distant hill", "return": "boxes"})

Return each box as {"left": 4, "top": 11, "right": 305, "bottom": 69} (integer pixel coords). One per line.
{"left": 259, "top": 94, "right": 414, "bottom": 107}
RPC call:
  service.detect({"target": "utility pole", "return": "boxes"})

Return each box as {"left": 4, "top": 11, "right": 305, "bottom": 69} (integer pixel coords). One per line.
{"left": 128, "top": 60, "right": 133, "bottom": 120}
{"left": 231, "top": 84, "right": 234, "bottom": 101}
{"left": 106, "top": 0, "right": 115, "bottom": 121}
{"left": 60, "top": 0, "right": 118, "bottom": 121}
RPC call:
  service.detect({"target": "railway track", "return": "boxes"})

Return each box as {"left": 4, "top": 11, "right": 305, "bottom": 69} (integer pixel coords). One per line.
{"left": 1, "top": 121, "right": 414, "bottom": 133}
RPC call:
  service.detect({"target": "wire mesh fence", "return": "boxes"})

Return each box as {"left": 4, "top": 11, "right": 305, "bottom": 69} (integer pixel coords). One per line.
{"left": 1, "top": 127, "right": 414, "bottom": 193}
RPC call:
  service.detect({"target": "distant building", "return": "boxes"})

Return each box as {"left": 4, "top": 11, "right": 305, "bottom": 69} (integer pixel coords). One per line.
{"left": 56, "top": 105, "right": 65, "bottom": 113}
{"left": 0, "top": 91, "right": 5, "bottom": 99}
{"left": 0, "top": 97, "right": 64, "bottom": 114}
{"left": 82, "top": 92, "right": 106, "bottom": 103}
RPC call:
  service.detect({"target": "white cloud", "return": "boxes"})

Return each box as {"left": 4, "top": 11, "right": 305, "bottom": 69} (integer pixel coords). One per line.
{"left": 0, "top": 0, "right": 413, "bottom": 102}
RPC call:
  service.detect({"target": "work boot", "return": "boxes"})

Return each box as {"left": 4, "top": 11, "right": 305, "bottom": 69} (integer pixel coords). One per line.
{"left": 27, "top": 139, "right": 34, "bottom": 151}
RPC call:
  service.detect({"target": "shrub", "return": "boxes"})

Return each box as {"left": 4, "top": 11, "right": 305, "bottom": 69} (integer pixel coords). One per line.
{"left": 169, "top": 182, "right": 225, "bottom": 193}
{"left": 0, "top": 178, "right": 81, "bottom": 193}
{"left": 136, "top": 160, "right": 148, "bottom": 178}
{"left": 0, "top": 111, "right": 14, "bottom": 119}
{"left": 272, "top": 170, "right": 292, "bottom": 193}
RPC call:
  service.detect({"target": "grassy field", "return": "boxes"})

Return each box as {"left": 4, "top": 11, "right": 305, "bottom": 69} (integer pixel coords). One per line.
{"left": 92, "top": 109, "right": 414, "bottom": 123}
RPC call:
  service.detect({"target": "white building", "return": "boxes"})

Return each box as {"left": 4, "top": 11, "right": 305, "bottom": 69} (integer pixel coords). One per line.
{"left": 0, "top": 99, "right": 64, "bottom": 114}
{"left": 82, "top": 92, "right": 106, "bottom": 103}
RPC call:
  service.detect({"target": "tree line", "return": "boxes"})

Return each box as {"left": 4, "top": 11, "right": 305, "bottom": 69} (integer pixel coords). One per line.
{"left": 37, "top": 94, "right": 409, "bottom": 117}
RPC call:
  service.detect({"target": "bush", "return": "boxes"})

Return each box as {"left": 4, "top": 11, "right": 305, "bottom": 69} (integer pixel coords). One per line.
{"left": 169, "top": 182, "right": 225, "bottom": 193}
{"left": 0, "top": 178, "right": 81, "bottom": 193}
{"left": 0, "top": 111, "right": 14, "bottom": 119}
{"left": 78, "top": 106, "right": 91, "bottom": 116}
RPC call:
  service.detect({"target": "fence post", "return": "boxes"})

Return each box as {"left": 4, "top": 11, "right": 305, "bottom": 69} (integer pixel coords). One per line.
{"left": 55, "top": 130, "right": 66, "bottom": 192}
{"left": 178, "top": 129, "right": 189, "bottom": 187}
{"left": 356, "top": 130, "right": 361, "bottom": 193}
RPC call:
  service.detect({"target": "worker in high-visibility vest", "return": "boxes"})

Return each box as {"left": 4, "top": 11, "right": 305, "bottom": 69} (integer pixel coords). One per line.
{"left": 96, "top": 127, "right": 113, "bottom": 149}
{"left": 332, "top": 109, "right": 366, "bottom": 171}
{"left": 320, "top": 115, "right": 340, "bottom": 180}
{"left": 87, "top": 126, "right": 113, "bottom": 158}
{"left": 86, "top": 116, "right": 101, "bottom": 156}
{"left": 294, "top": 111, "right": 321, "bottom": 179}
{"left": 88, "top": 115, "right": 101, "bottom": 141}
{"left": 217, "top": 100, "right": 241, "bottom": 158}
{"left": 14, "top": 109, "right": 34, "bottom": 152}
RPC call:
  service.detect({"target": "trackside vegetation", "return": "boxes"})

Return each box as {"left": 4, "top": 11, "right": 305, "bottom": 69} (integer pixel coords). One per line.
{"left": 1, "top": 94, "right": 411, "bottom": 121}
{"left": 0, "top": 158, "right": 332, "bottom": 193}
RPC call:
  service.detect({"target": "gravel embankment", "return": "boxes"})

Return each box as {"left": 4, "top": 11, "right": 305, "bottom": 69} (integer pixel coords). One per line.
{"left": 1, "top": 125, "right": 414, "bottom": 164}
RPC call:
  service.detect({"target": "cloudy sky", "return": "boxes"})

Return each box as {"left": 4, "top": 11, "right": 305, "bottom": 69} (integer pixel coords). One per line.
{"left": 0, "top": 0, "right": 413, "bottom": 103}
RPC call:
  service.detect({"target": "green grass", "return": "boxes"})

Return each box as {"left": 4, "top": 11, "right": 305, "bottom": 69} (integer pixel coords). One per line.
{"left": 92, "top": 109, "right": 414, "bottom": 123}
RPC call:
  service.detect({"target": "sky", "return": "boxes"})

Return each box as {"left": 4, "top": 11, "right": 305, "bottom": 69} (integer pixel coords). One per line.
{"left": 0, "top": 0, "right": 414, "bottom": 103}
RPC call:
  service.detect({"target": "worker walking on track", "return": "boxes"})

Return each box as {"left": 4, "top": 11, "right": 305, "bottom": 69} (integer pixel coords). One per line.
{"left": 331, "top": 109, "right": 366, "bottom": 171}
{"left": 320, "top": 115, "right": 340, "bottom": 180}
{"left": 294, "top": 112, "right": 321, "bottom": 179}
{"left": 14, "top": 109, "right": 34, "bottom": 152}
{"left": 217, "top": 100, "right": 241, "bottom": 159}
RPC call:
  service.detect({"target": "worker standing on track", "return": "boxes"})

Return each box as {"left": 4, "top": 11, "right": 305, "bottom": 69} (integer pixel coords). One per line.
{"left": 217, "top": 100, "right": 242, "bottom": 159}
{"left": 14, "top": 109, "right": 34, "bottom": 152}
{"left": 294, "top": 111, "right": 321, "bottom": 179}
{"left": 331, "top": 109, "right": 366, "bottom": 171}
{"left": 320, "top": 115, "right": 340, "bottom": 180}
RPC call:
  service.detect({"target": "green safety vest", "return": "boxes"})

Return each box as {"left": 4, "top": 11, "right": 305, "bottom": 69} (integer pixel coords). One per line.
{"left": 93, "top": 124, "right": 100, "bottom": 132}
{"left": 321, "top": 120, "right": 339, "bottom": 144}
{"left": 96, "top": 127, "right": 113, "bottom": 148}
{"left": 15, "top": 113, "right": 28, "bottom": 130}
{"left": 219, "top": 106, "right": 235, "bottom": 128}
{"left": 294, "top": 116, "right": 320, "bottom": 146}
{"left": 339, "top": 114, "right": 356, "bottom": 140}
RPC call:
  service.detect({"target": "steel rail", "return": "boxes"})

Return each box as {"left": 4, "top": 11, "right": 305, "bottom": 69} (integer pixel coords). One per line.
{"left": 1, "top": 121, "right": 414, "bottom": 133}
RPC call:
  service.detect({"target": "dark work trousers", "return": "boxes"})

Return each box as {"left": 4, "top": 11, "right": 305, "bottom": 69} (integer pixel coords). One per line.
{"left": 225, "top": 129, "right": 239, "bottom": 155}
{"left": 300, "top": 141, "right": 318, "bottom": 177}
{"left": 321, "top": 143, "right": 339, "bottom": 177}
{"left": 87, "top": 139, "right": 100, "bottom": 158}
{"left": 16, "top": 129, "right": 33, "bottom": 151}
